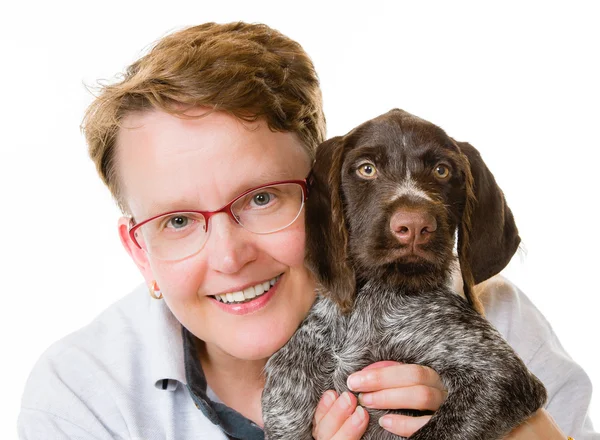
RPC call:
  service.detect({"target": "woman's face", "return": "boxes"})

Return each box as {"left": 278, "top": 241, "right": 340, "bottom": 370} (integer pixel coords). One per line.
{"left": 116, "top": 109, "right": 316, "bottom": 361}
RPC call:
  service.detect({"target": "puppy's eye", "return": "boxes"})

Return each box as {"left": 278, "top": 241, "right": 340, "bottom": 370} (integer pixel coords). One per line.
{"left": 433, "top": 164, "right": 450, "bottom": 179}
{"left": 357, "top": 163, "right": 378, "bottom": 179}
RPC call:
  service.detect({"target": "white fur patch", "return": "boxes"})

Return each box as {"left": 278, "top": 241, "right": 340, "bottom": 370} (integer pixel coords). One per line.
{"left": 391, "top": 170, "right": 433, "bottom": 202}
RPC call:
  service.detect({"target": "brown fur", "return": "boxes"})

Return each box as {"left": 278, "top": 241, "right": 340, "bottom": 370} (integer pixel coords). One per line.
{"left": 264, "top": 109, "right": 544, "bottom": 440}
{"left": 305, "top": 109, "right": 520, "bottom": 314}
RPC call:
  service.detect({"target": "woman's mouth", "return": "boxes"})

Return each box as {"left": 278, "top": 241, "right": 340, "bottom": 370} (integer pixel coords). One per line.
{"left": 212, "top": 274, "right": 282, "bottom": 304}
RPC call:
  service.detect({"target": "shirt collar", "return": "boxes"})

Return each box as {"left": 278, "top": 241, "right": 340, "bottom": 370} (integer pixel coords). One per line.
{"left": 148, "top": 291, "right": 187, "bottom": 389}
{"left": 143, "top": 286, "right": 264, "bottom": 438}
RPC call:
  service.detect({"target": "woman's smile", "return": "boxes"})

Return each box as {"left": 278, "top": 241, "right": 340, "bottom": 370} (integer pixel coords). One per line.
{"left": 209, "top": 273, "right": 284, "bottom": 315}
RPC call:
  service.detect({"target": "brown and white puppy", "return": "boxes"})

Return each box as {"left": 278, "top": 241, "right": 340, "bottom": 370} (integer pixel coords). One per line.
{"left": 262, "top": 109, "right": 546, "bottom": 440}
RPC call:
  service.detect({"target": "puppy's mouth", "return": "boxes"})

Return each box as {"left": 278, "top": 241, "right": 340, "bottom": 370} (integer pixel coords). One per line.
{"left": 360, "top": 245, "right": 449, "bottom": 280}
{"left": 366, "top": 257, "right": 444, "bottom": 286}
{"left": 388, "top": 254, "right": 437, "bottom": 271}
{"left": 385, "top": 247, "right": 439, "bottom": 264}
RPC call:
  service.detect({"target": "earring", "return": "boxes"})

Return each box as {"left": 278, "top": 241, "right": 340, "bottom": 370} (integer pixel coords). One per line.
{"left": 149, "top": 281, "right": 163, "bottom": 300}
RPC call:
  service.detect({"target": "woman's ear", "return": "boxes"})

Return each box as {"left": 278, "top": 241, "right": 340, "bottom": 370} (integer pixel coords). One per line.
{"left": 118, "top": 217, "right": 154, "bottom": 285}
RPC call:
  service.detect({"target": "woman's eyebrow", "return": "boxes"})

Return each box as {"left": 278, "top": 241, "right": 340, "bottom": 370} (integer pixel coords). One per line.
{"left": 254, "top": 168, "right": 301, "bottom": 181}
{"left": 141, "top": 198, "right": 201, "bottom": 218}
{"left": 141, "top": 171, "right": 300, "bottom": 217}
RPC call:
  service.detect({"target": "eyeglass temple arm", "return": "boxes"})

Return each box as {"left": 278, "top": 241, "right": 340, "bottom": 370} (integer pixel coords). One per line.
{"left": 305, "top": 166, "right": 315, "bottom": 198}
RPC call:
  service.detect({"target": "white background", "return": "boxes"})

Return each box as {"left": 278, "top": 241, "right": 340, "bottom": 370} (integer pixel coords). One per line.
{"left": 1, "top": 0, "right": 598, "bottom": 436}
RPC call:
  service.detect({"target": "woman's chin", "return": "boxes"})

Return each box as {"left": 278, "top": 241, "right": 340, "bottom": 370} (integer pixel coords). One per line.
{"left": 222, "top": 324, "right": 296, "bottom": 361}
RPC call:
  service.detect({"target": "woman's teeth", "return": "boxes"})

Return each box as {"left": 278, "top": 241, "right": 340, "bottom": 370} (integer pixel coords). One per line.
{"left": 215, "top": 275, "right": 281, "bottom": 304}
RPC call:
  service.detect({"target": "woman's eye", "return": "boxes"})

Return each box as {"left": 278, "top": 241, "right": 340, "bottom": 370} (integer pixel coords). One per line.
{"left": 167, "top": 216, "right": 189, "bottom": 229}
{"left": 252, "top": 192, "right": 272, "bottom": 206}
{"left": 434, "top": 164, "right": 450, "bottom": 179}
{"left": 357, "top": 163, "right": 377, "bottom": 178}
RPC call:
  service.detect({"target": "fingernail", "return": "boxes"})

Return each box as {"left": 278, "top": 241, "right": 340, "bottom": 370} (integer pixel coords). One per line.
{"left": 341, "top": 392, "right": 352, "bottom": 408}
{"left": 322, "top": 391, "right": 336, "bottom": 407}
{"left": 358, "top": 392, "right": 373, "bottom": 406}
{"left": 379, "top": 416, "right": 392, "bottom": 429}
{"left": 351, "top": 406, "right": 365, "bottom": 426}
{"left": 347, "top": 374, "right": 362, "bottom": 390}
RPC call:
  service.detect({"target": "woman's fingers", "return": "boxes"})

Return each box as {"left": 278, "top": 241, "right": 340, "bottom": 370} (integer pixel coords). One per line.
{"left": 314, "top": 363, "right": 446, "bottom": 438}
{"left": 358, "top": 384, "right": 446, "bottom": 410}
{"left": 378, "top": 414, "right": 432, "bottom": 437}
{"left": 329, "top": 406, "right": 369, "bottom": 440}
{"left": 312, "top": 391, "right": 369, "bottom": 440}
{"left": 347, "top": 363, "right": 444, "bottom": 393}
{"left": 312, "top": 392, "right": 356, "bottom": 439}
{"left": 314, "top": 390, "right": 337, "bottom": 427}
{"left": 347, "top": 361, "right": 447, "bottom": 433}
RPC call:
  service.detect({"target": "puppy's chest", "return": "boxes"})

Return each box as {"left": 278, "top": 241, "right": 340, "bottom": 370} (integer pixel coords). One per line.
{"left": 329, "top": 286, "right": 466, "bottom": 388}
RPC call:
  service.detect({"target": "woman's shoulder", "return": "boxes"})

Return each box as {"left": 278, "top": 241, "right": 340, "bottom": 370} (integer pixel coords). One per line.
{"left": 476, "top": 274, "right": 553, "bottom": 359}
{"left": 33, "top": 284, "right": 155, "bottom": 370}
{"left": 20, "top": 285, "right": 155, "bottom": 401}
{"left": 476, "top": 275, "right": 599, "bottom": 439}
{"left": 17, "top": 284, "right": 211, "bottom": 439}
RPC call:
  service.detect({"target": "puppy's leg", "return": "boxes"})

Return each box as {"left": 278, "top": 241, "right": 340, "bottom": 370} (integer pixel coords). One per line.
{"left": 262, "top": 296, "right": 344, "bottom": 440}
{"left": 404, "top": 293, "right": 547, "bottom": 440}
{"left": 409, "top": 369, "right": 546, "bottom": 440}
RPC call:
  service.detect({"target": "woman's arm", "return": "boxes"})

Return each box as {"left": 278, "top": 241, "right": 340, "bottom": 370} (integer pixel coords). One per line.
{"left": 507, "top": 409, "right": 569, "bottom": 440}
{"left": 481, "top": 275, "right": 599, "bottom": 440}
{"left": 313, "top": 362, "right": 578, "bottom": 439}
{"left": 313, "top": 276, "right": 599, "bottom": 439}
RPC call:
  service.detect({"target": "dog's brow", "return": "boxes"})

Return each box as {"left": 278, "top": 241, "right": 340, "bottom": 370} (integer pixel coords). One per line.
{"left": 345, "top": 145, "right": 382, "bottom": 163}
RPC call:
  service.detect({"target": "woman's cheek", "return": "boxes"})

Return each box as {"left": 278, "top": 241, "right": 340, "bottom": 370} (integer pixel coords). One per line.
{"left": 149, "top": 254, "right": 207, "bottom": 300}
{"left": 270, "top": 216, "right": 307, "bottom": 266}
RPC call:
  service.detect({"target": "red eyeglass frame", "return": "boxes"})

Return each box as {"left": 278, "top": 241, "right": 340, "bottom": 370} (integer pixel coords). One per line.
{"left": 128, "top": 172, "right": 313, "bottom": 251}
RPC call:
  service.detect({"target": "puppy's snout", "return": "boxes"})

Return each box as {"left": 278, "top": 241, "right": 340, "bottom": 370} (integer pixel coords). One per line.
{"left": 390, "top": 210, "right": 437, "bottom": 245}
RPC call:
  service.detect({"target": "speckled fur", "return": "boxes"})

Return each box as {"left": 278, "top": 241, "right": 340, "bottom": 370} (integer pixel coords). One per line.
{"left": 262, "top": 109, "right": 547, "bottom": 439}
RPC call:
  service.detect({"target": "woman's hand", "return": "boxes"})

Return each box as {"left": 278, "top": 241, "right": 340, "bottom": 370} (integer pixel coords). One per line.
{"left": 313, "top": 362, "right": 564, "bottom": 440}
{"left": 312, "top": 361, "right": 447, "bottom": 438}
{"left": 312, "top": 390, "right": 369, "bottom": 439}
{"left": 506, "top": 409, "right": 567, "bottom": 440}
{"left": 347, "top": 361, "right": 446, "bottom": 436}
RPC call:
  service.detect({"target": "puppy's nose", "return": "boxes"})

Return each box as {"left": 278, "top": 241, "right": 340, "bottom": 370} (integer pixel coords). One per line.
{"left": 390, "top": 211, "right": 437, "bottom": 245}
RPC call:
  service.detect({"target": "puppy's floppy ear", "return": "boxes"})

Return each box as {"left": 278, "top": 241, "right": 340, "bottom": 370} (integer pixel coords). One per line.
{"left": 305, "top": 136, "right": 356, "bottom": 313}
{"left": 456, "top": 141, "right": 520, "bottom": 292}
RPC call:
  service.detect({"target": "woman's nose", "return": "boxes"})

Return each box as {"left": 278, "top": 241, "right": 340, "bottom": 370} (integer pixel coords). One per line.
{"left": 205, "top": 213, "right": 258, "bottom": 274}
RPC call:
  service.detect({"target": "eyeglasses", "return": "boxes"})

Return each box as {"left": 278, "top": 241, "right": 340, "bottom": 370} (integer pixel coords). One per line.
{"left": 128, "top": 175, "right": 311, "bottom": 261}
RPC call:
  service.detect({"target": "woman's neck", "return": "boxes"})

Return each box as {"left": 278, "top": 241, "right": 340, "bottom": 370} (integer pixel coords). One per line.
{"left": 196, "top": 339, "right": 267, "bottom": 426}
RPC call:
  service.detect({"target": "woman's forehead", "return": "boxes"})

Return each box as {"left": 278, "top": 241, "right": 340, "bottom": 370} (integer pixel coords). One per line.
{"left": 117, "top": 109, "right": 311, "bottom": 219}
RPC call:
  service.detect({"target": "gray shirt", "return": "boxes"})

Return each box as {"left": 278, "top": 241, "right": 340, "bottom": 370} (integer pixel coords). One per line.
{"left": 18, "top": 276, "right": 600, "bottom": 439}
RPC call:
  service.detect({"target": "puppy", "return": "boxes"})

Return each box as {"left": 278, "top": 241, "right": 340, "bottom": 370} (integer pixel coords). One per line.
{"left": 262, "top": 109, "right": 547, "bottom": 439}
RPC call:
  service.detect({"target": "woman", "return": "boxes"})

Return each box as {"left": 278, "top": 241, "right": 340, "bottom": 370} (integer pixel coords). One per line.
{"left": 18, "top": 22, "right": 597, "bottom": 440}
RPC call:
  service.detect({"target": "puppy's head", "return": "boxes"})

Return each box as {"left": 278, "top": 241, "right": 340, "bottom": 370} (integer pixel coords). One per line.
{"left": 305, "top": 109, "right": 520, "bottom": 314}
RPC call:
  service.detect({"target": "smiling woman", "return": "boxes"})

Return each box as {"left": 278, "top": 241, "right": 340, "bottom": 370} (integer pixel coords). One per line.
{"left": 116, "top": 109, "right": 316, "bottom": 363}
{"left": 7, "top": 7, "right": 600, "bottom": 440}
